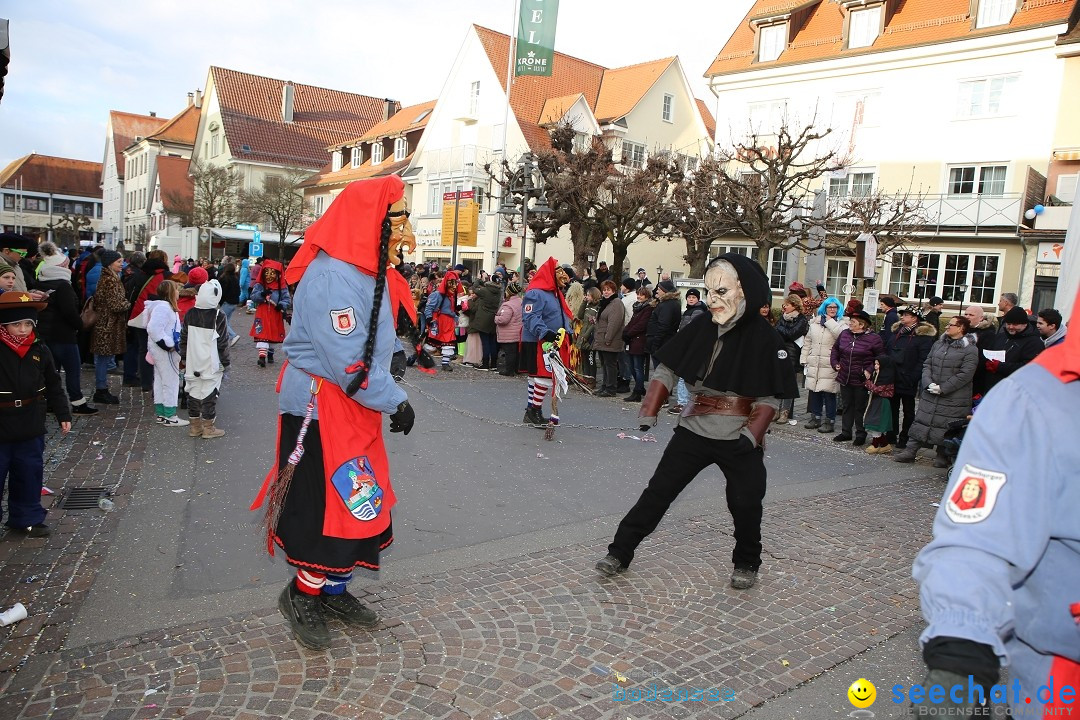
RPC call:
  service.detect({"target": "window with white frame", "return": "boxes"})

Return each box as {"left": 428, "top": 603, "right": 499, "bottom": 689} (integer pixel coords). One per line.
{"left": 948, "top": 164, "right": 1007, "bottom": 196}
{"left": 211, "top": 133, "right": 220, "bottom": 157}
{"left": 889, "top": 251, "right": 999, "bottom": 304}
{"left": 1055, "top": 174, "right": 1077, "bottom": 203}
{"left": 848, "top": 5, "right": 882, "bottom": 49}
{"left": 332, "top": 150, "right": 342, "bottom": 172}
{"left": 748, "top": 99, "right": 787, "bottom": 136}
{"left": 708, "top": 244, "right": 753, "bottom": 260}
{"left": 314, "top": 196, "right": 325, "bottom": 217}
{"left": 662, "top": 94, "right": 674, "bottom": 123}
{"left": 468, "top": 81, "right": 480, "bottom": 116}
{"left": 430, "top": 184, "right": 442, "bottom": 215}
{"left": 622, "top": 140, "right": 646, "bottom": 169}
{"left": 372, "top": 143, "right": 384, "bottom": 165}
{"left": 757, "top": 23, "right": 787, "bottom": 63}
{"left": 828, "top": 170, "right": 875, "bottom": 197}
{"left": 767, "top": 247, "right": 788, "bottom": 290}
{"left": 394, "top": 138, "right": 407, "bottom": 161}
{"left": 351, "top": 147, "right": 362, "bottom": 168}
{"left": 956, "top": 75, "right": 1018, "bottom": 119}
{"left": 976, "top": 0, "right": 1014, "bottom": 28}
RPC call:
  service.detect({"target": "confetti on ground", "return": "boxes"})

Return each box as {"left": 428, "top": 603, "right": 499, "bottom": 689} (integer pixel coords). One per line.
{"left": 616, "top": 433, "right": 657, "bottom": 442}
{"left": 781, "top": 659, "right": 790, "bottom": 667}
{"left": 536, "top": 453, "right": 546, "bottom": 459}
{"left": 95, "top": 455, "right": 104, "bottom": 460}
{"left": 41, "top": 486, "right": 54, "bottom": 495}
{"left": 115, "top": 416, "right": 125, "bottom": 420}
{"left": 930, "top": 502, "right": 940, "bottom": 507}
{"left": 172, "top": 489, "right": 186, "bottom": 494}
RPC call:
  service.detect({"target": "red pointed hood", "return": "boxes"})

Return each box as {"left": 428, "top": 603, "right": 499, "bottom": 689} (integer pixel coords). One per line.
{"left": 527, "top": 257, "right": 573, "bottom": 318}
{"left": 254, "top": 259, "right": 285, "bottom": 290}
{"left": 438, "top": 270, "right": 460, "bottom": 295}
{"left": 1034, "top": 287, "right": 1080, "bottom": 383}
{"left": 285, "top": 176, "right": 403, "bottom": 285}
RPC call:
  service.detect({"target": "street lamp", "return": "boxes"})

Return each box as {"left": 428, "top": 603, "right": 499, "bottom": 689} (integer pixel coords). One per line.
{"left": 497, "top": 153, "right": 552, "bottom": 283}
{"left": 656, "top": 265, "right": 663, "bottom": 285}
{"left": 586, "top": 252, "right": 595, "bottom": 278}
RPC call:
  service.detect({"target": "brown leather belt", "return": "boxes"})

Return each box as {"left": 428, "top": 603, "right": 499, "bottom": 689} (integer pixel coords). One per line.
{"left": 0, "top": 396, "right": 37, "bottom": 409}
{"left": 682, "top": 394, "right": 753, "bottom": 418}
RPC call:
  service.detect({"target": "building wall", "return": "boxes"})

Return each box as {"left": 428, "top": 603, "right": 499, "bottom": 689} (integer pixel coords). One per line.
{"left": 101, "top": 132, "right": 123, "bottom": 248}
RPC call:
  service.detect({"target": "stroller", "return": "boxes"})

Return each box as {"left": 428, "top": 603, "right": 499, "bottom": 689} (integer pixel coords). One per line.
{"left": 940, "top": 418, "right": 970, "bottom": 476}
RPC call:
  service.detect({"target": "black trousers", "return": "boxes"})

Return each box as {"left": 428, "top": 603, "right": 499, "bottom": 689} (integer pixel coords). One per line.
{"left": 609, "top": 426, "right": 767, "bottom": 571}
{"left": 599, "top": 350, "right": 619, "bottom": 392}
{"left": 840, "top": 385, "right": 869, "bottom": 435}
{"left": 887, "top": 393, "right": 916, "bottom": 444}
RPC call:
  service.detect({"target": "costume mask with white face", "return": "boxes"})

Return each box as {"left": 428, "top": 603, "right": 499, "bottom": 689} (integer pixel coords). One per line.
{"left": 704, "top": 260, "right": 745, "bottom": 326}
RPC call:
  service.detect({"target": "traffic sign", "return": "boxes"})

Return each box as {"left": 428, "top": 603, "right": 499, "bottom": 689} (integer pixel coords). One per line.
{"left": 253, "top": 230, "right": 261, "bottom": 243}
{"left": 236, "top": 223, "right": 258, "bottom": 231}
{"left": 250, "top": 242, "right": 263, "bottom": 258}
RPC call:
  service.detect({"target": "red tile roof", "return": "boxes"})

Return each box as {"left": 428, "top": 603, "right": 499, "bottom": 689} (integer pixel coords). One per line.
{"left": 210, "top": 66, "right": 394, "bottom": 170}
{"left": 304, "top": 155, "right": 415, "bottom": 190}
{"left": 147, "top": 104, "right": 201, "bottom": 146}
{"left": 707, "top": 0, "right": 1078, "bottom": 77}
{"left": 110, "top": 111, "right": 168, "bottom": 177}
{"left": 594, "top": 58, "right": 676, "bottom": 123}
{"left": 156, "top": 155, "right": 193, "bottom": 208}
{"left": 0, "top": 153, "right": 103, "bottom": 198}
{"left": 696, "top": 99, "right": 716, "bottom": 141}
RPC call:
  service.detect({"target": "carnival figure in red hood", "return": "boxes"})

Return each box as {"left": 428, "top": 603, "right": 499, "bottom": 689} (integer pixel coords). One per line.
{"left": 251, "top": 175, "right": 417, "bottom": 651}
{"left": 249, "top": 258, "right": 291, "bottom": 367}
{"left": 519, "top": 257, "right": 574, "bottom": 427}
{"left": 423, "top": 270, "right": 460, "bottom": 370}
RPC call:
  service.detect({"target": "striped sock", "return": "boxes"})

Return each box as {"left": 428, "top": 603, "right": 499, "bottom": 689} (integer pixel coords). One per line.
{"left": 530, "top": 377, "right": 551, "bottom": 408}
{"left": 257, "top": 342, "right": 269, "bottom": 360}
{"left": 295, "top": 569, "right": 326, "bottom": 595}
{"left": 322, "top": 572, "right": 352, "bottom": 596}
{"left": 441, "top": 345, "right": 454, "bottom": 366}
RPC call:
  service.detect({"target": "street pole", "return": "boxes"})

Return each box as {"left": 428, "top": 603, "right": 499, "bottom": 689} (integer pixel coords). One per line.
{"left": 451, "top": 191, "right": 461, "bottom": 268}
{"left": 519, "top": 196, "right": 529, "bottom": 285}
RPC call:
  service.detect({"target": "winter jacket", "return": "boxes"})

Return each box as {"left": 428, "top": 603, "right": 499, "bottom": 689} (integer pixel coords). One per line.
{"left": 884, "top": 320, "right": 937, "bottom": 396}
{"left": 145, "top": 299, "right": 181, "bottom": 351}
{"left": 494, "top": 295, "right": 523, "bottom": 344}
{"left": 469, "top": 282, "right": 502, "bottom": 335}
{"left": 219, "top": 273, "right": 241, "bottom": 305}
{"left": 0, "top": 335, "right": 71, "bottom": 442}
{"left": 90, "top": 267, "right": 130, "bottom": 356}
{"left": 624, "top": 301, "right": 653, "bottom": 356}
{"left": 621, "top": 293, "right": 636, "bottom": 325}
{"left": 801, "top": 314, "right": 844, "bottom": 394}
{"left": 678, "top": 302, "right": 708, "bottom": 331}
{"left": 909, "top": 333, "right": 978, "bottom": 446}
{"left": 878, "top": 308, "right": 899, "bottom": 342}
{"left": 129, "top": 259, "right": 169, "bottom": 323}
{"left": 982, "top": 324, "right": 1043, "bottom": 395}
{"left": 34, "top": 277, "right": 82, "bottom": 346}
{"left": 238, "top": 259, "right": 251, "bottom": 304}
{"left": 593, "top": 296, "right": 626, "bottom": 353}
{"left": 575, "top": 302, "right": 599, "bottom": 352}
{"left": 181, "top": 281, "right": 230, "bottom": 400}
{"left": 84, "top": 261, "right": 103, "bottom": 300}
{"left": 122, "top": 265, "right": 148, "bottom": 306}
{"left": 645, "top": 290, "right": 681, "bottom": 355}
{"left": 971, "top": 317, "right": 998, "bottom": 396}
{"left": 830, "top": 328, "right": 884, "bottom": 387}
{"left": 177, "top": 286, "right": 199, "bottom": 323}
{"left": 775, "top": 311, "right": 809, "bottom": 375}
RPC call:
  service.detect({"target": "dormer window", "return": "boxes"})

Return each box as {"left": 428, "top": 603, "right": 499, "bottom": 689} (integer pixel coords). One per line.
{"left": 332, "top": 150, "right": 343, "bottom": 172}
{"left": 847, "top": 5, "right": 882, "bottom": 49}
{"left": 976, "top": 0, "right": 1015, "bottom": 29}
{"left": 394, "top": 137, "right": 407, "bottom": 162}
{"left": 351, "top": 146, "right": 362, "bottom": 168}
{"left": 372, "top": 143, "right": 384, "bottom": 165}
{"left": 757, "top": 23, "right": 787, "bottom": 62}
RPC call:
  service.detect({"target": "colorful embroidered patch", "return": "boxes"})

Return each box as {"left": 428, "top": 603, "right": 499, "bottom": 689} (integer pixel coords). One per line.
{"left": 523, "top": 303, "right": 533, "bottom": 313}
{"left": 331, "top": 456, "right": 385, "bottom": 522}
{"left": 944, "top": 464, "right": 1006, "bottom": 524}
{"left": 330, "top": 307, "right": 356, "bottom": 336}
{"left": 253, "top": 317, "right": 263, "bottom": 335}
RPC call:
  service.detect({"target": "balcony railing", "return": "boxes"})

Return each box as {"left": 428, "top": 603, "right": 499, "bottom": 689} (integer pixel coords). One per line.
{"left": 424, "top": 145, "right": 492, "bottom": 181}
{"left": 827, "top": 192, "right": 1023, "bottom": 234}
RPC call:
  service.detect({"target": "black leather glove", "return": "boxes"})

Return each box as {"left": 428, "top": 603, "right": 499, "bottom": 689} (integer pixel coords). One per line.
{"left": 391, "top": 350, "right": 407, "bottom": 381}
{"left": 542, "top": 331, "right": 558, "bottom": 343}
{"left": 389, "top": 400, "right": 415, "bottom": 435}
{"left": 155, "top": 339, "right": 171, "bottom": 351}
{"left": 910, "top": 669, "right": 991, "bottom": 716}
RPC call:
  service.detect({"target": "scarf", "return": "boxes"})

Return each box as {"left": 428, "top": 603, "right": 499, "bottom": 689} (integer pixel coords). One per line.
{"left": 38, "top": 263, "right": 72, "bottom": 282}
{"left": 0, "top": 326, "right": 34, "bottom": 358}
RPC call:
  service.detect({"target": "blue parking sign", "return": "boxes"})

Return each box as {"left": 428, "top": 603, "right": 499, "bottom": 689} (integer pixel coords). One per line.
{"left": 250, "top": 242, "right": 263, "bottom": 257}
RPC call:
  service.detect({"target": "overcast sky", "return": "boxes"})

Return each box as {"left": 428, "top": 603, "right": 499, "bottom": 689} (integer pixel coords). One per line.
{"left": 0, "top": 0, "right": 756, "bottom": 170}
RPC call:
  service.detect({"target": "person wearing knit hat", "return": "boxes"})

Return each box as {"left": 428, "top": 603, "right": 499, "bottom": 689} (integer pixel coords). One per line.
{"left": 36, "top": 245, "right": 98, "bottom": 416}
{"left": 844, "top": 297, "right": 864, "bottom": 316}
{"left": 0, "top": 232, "right": 36, "bottom": 292}
{"left": 89, "top": 250, "right": 130, "bottom": 405}
{"left": 0, "top": 261, "right": 15, "bottom": 292}
{"left": 0, "top": 291, "right": 73, "bottom": 537}
{"left": 494, "top": 281, "right": 524, "bottom": 376}
{"left": 981, "top": 305, "right": 1043, "bottom": 395}
{"left": 177, "top": 265, "right": 209, "bottom": 323}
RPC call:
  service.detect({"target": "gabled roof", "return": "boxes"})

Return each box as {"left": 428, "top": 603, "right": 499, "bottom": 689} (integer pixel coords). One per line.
{"left": 109, "top": 111, "right": 167, "bottom": 176}
{"left": 210, "top": 66, "right": 394, "bottom": 169}
{"left": 707, "top": 0, "right": 1078, "bottom": 77}
{"left": 0, "top": 153, "right": 103, "bottom": 198}
{"left": 538, "top": 93, "right": 587, "bottom": 126}
{"left": 594, "top": 58, "right": 675, "bottom": 123}
{"left": 356, "top": 100, "right": 436, "bottom": 144}
{"left": 156, "top": 155, "right": 194, "bottom": 209}
{"left": 147, "top": 104, "right": 201, "bottom": 146}
{"left": 695, "top": 99, "right": 716, "bottom": 141}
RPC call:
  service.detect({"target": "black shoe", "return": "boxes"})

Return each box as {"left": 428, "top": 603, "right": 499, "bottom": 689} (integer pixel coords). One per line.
{"left": 122, "top": 379, "right": 141, "bottom": 388}
{"left": 594, "top": 390, "right": 615, "bottom": 397}
{"left": 852, "top": 433, "right": 867, "bottom": 447}
{"left": 257, "top": 356, "right": 266, "bottom": 368}
{"left": 441, "top": 364, "right": 453, "bottom": 372}
{"left": 523, "top": 406, "right": 546, "bottom": 427}
{"left": 71, "top": 403, "right": 99, "bottom": 415}
{"left": 267, "top": 353, "right": 275, "bottom": 364}
{"left": 616, "top": 384, "right": 631, "bottom": 394}
{"left": 804, "top": 417, "right": 821, "bottom": 429}
{"left": 278, "top": 582, "right": 331, "bottom": 650}
{"left": 8, "top": 523, "right": 51, "bottom": 538}
{"left": 730, "top": 567, "right": 758, "bottom": 590}
{"left": 622, "top": 393, "right": 642, "bottom": 403}
{"left": 93, "top": 389, "right": 120, "bottom": 405}
{"left": 833, "top": 432, "right": 853, "bottom": 442}
{"left": 320, "top": 590, "right": 379, "bottom": 627}
{"left": 141, "top": 386, "right": 153, "bottom": 393}
{"left": 596, "top": 554, "right": 626, "bottom": 576}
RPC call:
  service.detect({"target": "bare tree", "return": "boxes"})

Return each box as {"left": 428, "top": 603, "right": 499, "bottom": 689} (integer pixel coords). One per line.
{"left": 238, "top": 168, "right": 313, "bottom": 261}
{"left": 189, "top": 159, "right": 243, "bottom": 229}
{"left": 659, "top": 154, "right": 735, "bottom": 277}
{"left": 162, "top": 189, "right": 195, "bottom": 228}
{"left": 46, "top": 213, "right": 92, "bottom": 247}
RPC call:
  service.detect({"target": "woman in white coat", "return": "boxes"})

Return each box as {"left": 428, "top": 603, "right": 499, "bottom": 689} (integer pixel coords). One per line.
{"left": 145, "top": 280, "right": 189, "bottom": 427}
{"left": 800, "top": 296, "right": 844, "bottom": 433}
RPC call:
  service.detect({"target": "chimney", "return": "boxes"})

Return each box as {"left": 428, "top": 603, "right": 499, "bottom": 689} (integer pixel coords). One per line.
{"left": 149, "top": 111, "right": 156, "bottom": 117}
{"left": 194, "top": 89, "right": 203, "bottom": 108}
{"left": 187, "top": 92, "right": 194, "bottom": 107}
{"left": 383, "top": 98, "right": 396, "bottom": 122}
{"left": 282, "top": 81, "right": 295, "bottom": 124}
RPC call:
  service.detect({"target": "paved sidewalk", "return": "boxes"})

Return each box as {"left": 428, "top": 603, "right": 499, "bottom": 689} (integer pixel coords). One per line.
{"left": 2, "top": 471, "right": 941, "bottom": 719}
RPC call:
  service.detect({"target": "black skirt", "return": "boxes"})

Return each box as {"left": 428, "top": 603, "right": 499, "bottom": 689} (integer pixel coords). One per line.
{"left": 272, "top": 414, "right": 393, "bottom": 574}
{"left": 518, "top": 340, "right": 539, "bottom": 374}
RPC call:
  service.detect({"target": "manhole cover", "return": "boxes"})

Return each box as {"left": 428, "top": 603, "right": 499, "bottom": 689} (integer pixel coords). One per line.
{"left": 55, "top": 487, "right": 107, "bottom": 510}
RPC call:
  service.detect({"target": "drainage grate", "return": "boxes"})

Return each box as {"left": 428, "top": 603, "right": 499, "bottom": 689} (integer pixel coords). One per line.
{"left": 55, "top": 487, "right": 108, "bottom": 510}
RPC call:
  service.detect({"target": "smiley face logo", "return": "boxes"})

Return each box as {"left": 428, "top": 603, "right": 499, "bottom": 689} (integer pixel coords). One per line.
{"left": 847, "top": 678, "right": 876, "bottom": 708}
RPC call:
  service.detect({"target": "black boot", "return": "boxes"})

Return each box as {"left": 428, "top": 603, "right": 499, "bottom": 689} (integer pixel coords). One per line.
{"left": 93, "top": 389, "right": 120, "bottom": 405}
{"left": 852, "top": 432, "right": 867, "bottom": 447}
{"left": 523, "top": 406, "right": 545, "bottom": 427}
{"left": 622, "top": 392, "right": 642, "bottom": 402}
{"left": 278, "top": 582, "right": 331, "bottom": 650}
{"left": 320, "top": 590, "right": 379, "bottom": 627}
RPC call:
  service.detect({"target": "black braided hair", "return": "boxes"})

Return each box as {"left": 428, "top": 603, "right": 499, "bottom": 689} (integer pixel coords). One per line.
{"left": 355, "top": 208, "right": 394, "bottom": 389}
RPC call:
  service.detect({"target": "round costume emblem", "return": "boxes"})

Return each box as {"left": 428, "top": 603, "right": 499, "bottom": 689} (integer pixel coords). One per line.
{"left": 777, "top": 349, "right": 788, "bottom": 360}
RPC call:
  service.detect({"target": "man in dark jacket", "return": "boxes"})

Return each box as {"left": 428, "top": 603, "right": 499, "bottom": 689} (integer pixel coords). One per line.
{"left": 982, "top": 306, "right": 1043, "bottom": 395}
{"left": 878, "top": 296, "right": 899, "bottom": 342}
{"left": 964, "top": 305, "right": 997, "bottom": 397}
{"left": 470, "top": 278, "right": 503, "bottom": 370}
{"left": 923, "top": 297, "right": 944, "bottom": 334}
{"left": 34, "top": 249, "right": 97, "bottom": 415}
{"left": 884, "top": 307, "right": 936, "bottom": 449}
{"left": 645, "top": 280, "right": 680, "bottom": 365}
